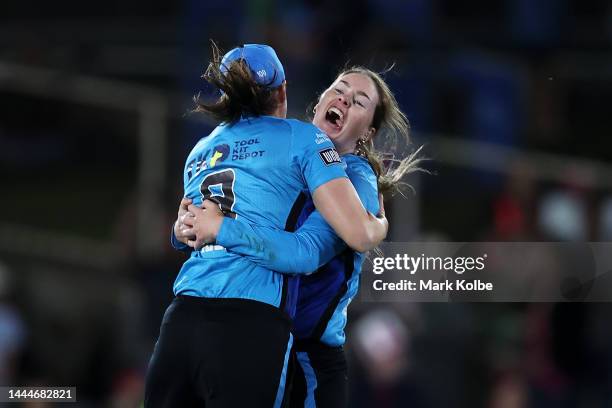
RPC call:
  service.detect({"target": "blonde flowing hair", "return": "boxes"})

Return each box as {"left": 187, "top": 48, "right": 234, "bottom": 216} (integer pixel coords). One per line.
{"left": 341, "top": 66, "right": 426, "bottom": 196}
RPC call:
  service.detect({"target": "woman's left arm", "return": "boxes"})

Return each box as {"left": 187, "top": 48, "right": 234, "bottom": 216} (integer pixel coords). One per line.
{"left": 185, "top": 160, "right": 381, "bottom": 273}
{"left": 186, "top": 201, "right": 344, "bottom": 274}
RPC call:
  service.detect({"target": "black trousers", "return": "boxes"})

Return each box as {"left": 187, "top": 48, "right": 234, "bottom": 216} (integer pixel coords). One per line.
{"left": 287, "top": 340, "right": 348, "bottom": 408}
{"left": 144, "top": 295, "right": 293, "bottom": 408}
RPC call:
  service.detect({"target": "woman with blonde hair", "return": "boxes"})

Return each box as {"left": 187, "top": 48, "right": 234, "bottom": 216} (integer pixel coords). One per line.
{"left": 179, "top": 65, "right": 421, "bottom": 407}
{"left": 146, "top": 43, "right": 390, "bottom": 408}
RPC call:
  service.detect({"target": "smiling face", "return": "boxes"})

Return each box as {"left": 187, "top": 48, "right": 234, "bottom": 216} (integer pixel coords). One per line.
{"left": 313, "top": 72, "right": 380, "bottom": 155}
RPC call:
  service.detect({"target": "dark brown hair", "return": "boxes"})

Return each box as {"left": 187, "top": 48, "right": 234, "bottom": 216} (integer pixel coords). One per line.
{"left": 194, "top": 42, "right": 282, "bottom": 124}
{"left": 342, "top": 66, "right": 425, "bottom": 196}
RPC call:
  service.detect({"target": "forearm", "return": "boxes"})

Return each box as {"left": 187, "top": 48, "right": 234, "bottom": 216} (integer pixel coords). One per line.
{"left": 325, "top": 209, "right": 385, "bottom": 252}
{"left": 313, "top": 178, "right": 387, "bottom": 252}
{"left": 355, "top": 212, "right": 388, "bottom": 252}
{"left": 217, "top": 217, "right": 342, "bottom": 274}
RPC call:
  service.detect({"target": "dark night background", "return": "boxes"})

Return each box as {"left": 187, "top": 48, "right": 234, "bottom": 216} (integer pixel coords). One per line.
{"left": 1, "top": 1, "right": 612, "bottom": 406}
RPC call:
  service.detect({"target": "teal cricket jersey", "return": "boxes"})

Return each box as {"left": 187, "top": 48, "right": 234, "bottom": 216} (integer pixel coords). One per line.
{"left": 172, "top": 115, "right": 347, "bottom": 310}
{"left": 215, "top": 154, "right": 379, "bottom": 345}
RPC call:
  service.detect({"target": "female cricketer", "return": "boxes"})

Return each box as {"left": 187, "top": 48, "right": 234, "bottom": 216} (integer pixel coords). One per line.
{"left": 179, "top": 67, "right": 419, "bottom": 407}
{"left": 144, "top": 44, "right": 388, "bottom": 408}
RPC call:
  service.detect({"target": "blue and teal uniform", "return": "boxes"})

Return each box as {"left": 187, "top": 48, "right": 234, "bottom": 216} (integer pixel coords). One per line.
{"left": 215, "top": 153, "right": 379, "bottom": 344}
{"left": 214, "top": 154, "right": 379, "bottom": 407}
{"left": 173, "top": 116, "right": 347, "bottom": 314}
{"left": 149, "top": 115, "right": 347, "bottom": 408}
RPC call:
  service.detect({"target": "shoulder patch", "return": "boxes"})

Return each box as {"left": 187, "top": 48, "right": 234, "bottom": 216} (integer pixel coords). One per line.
{"left": 319, "top": 148, "right": 342, "bottom": 166}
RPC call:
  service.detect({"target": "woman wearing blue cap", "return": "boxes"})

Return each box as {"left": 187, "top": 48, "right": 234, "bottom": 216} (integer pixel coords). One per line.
{"left": 144, "top": 43, "right": 389, "bottom": 408}
{"left": 177, "top": 65, "right": 420, "bottom": 407}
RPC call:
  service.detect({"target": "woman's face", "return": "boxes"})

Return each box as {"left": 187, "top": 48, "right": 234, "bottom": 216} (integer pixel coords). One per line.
{"left": 313, "top": 72, "right": 379, "bottom": 154}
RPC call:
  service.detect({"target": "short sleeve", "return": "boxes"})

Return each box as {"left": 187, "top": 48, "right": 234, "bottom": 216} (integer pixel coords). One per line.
{"left": 289, "top": 121, "right": 348, "bottom": 194}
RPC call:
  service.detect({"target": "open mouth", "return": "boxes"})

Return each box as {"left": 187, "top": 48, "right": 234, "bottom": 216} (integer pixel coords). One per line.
{"left": 325, "top": 107, "right": 344, "bottom": 130}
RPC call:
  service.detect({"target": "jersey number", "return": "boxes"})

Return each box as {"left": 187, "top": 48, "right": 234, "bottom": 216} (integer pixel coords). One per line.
{"left": 200, "top": 169, "right": 237, "bottom": 219}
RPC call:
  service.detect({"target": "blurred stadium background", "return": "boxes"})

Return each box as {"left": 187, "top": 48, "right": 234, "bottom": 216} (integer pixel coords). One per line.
{"left": 1, "top": 0, "right": 612, "bottom": 406}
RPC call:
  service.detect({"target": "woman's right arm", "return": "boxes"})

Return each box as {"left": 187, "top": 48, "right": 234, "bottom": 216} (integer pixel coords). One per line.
{"left": 291, "top": 122, "right": 387, "bottom": 253}
{"left": 216, "top": 161, "right": 382, "bottom": 269}
{"left": 312, "top": 178, "right": 387, "bottom": 253}
{"left": 216, "top": 211, "right": 344, "bottom": 274}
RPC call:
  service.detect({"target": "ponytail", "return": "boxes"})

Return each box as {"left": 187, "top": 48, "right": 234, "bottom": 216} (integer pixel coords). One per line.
{"left": 195, "top": 41, "right": 280, "bottom": 124}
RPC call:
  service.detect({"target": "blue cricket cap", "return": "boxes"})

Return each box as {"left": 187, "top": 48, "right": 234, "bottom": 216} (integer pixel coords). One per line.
{"left": 220, "top": 44, "right": 285, "bottom": 89}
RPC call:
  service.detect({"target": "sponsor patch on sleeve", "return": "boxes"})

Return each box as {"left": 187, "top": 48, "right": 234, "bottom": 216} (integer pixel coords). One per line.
{"left": 319, "top": 148, "right": 342, "bottom": 166}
